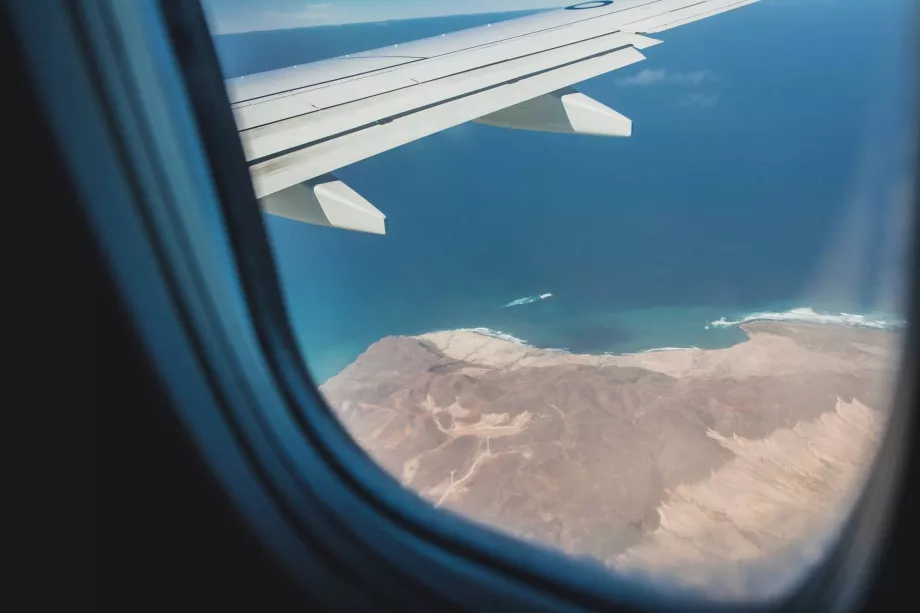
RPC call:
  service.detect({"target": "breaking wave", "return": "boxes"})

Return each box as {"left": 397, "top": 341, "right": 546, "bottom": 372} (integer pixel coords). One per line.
{"left": 451, "top": 330, "right": 694, "bottom": 355}
{"left": 710, "top": 307, "right": 904, "bottom": 330}
{"left": 459, "top": 327, "right": 532, "bottom": 346}
{"left": 503, "top": 292, "right": 553, "bottom": 308}
{"left": 613, "top": 346, "right": 699, "bottom": 356}
{"left": 638, "top": 346, "right": 699, "bottom": 353}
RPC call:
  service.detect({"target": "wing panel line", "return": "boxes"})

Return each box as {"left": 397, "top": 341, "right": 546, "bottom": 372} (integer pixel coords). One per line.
{"left": 640, "top": 0, "right": 758, "bottom": 32}
{"left": 247, "top": 42, "right": 636, "bottom": 168}
{"left": 229, "top": 0, "right": 675, "bottom": 105}
{"left": 236, "top": 29, "right": 645, "bottom": 133}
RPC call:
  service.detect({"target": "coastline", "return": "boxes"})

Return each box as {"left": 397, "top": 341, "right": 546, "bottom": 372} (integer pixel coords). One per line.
{"left": 415, "top": 311, "right": 899, "bottom": 381}
{"left": 311, "top": 306, "right": 904, "bottom": 384}
{"left": 418, "top": 306, "right": 903, "bottom": 359}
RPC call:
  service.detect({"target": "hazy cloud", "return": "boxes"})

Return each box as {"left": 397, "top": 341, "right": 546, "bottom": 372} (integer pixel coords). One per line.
{"left": 202, "top": 0, "right": 570, "bottom": 34}
{"left": 262, "top": 3, "right": 334, "bottom": 26}
{"left": 679, "top": 93, "right": 719, "bottom": 109}
{"left": 616, "top": 68, "right": 714, "bottom": 87}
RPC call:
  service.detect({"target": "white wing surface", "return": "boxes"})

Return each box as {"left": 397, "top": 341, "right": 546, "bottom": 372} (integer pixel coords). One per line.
{"left": 227, "top": 0, "right": 759, "bottom": 234}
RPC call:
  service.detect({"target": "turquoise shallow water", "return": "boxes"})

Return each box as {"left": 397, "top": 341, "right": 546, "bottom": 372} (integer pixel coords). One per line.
{"left": 212, "top": 0, "right": 915, "bottom": 383}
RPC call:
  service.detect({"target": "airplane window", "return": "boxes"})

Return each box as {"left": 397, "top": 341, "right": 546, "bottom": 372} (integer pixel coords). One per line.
{"left": 201, "top": 0, "right": 914, "bottom": 601}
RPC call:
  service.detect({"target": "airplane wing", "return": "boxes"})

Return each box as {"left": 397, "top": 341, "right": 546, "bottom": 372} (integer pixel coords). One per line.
{"left": 226, "top": 0, "right": 759, "bottom": 234}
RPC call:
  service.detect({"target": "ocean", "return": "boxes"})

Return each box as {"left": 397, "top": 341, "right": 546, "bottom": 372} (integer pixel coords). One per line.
{"left": 211, "top": 0, "right": 916, "bottom": 382}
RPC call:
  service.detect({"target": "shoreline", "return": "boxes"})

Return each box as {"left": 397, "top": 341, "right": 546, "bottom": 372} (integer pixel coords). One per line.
{"left": 315, "top": 306, "right": 903, "bottom": 383}
{"left": 415, "top": 316, "right": 897, "bottom": 380}
{"left": 710, "top": 307, "right": 903, "bottom": 331}
{"left": 419, "top": 306, "right": 904, "bottom": 359}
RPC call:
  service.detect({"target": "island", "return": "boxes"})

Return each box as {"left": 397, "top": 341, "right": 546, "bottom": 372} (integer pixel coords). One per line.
{"left": 321, "top": 321, "right": 898, "bottom": 597}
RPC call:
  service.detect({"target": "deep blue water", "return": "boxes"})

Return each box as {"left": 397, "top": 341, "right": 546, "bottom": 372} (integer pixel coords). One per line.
{"left": 212, "top": 0, "right": 916, "bottom": 382}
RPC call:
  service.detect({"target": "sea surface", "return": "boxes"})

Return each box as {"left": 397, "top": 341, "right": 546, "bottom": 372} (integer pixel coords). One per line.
{"left": 211, "top": 0, "right": 916, "bottom": 382}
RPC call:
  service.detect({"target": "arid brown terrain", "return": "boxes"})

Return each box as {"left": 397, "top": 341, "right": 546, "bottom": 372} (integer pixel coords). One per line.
{"left": 321, "top": 322, "right": 898, "bottom": 597}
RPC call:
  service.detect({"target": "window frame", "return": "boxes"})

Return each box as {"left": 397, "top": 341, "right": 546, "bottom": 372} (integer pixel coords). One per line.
{"left": 12, "top": 0, "right": 917, "bottom": 610}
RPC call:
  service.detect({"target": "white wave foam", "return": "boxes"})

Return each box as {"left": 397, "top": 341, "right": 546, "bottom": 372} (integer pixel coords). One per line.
{"left": 460, "top": 327, "right": 532, "bottom": 346}
{"left": 711, "top": 307, "right": 904, "bottom": 330}
{"left": 503, "top": 293, "right": 553, "bottom": 308}
{"left": 614, "top": 346, "right": 699, "bottom": 356}
{"left": 643, "top": 346, "right": 698, "bottom": 352}
{"left": 459, "top": 331, "right": 695, "bottom": 356}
